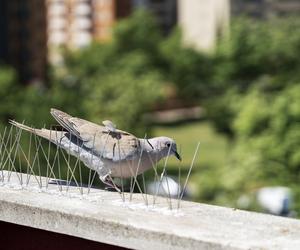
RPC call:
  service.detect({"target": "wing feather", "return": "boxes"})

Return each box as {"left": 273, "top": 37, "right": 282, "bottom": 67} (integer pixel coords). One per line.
{"left": 50, "top": 108, "right": 139, "bottom": 161}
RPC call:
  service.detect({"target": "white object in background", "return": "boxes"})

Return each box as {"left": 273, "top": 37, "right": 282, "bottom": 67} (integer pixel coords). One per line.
{"left": 147, "top": 176, "right": 181, "bottom": 198}
{"left": 257, "top": 186, "right": 292, "bottom": 215}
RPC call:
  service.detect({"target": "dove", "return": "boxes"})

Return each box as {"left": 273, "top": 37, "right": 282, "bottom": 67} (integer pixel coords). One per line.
{"left": 9, "top": 108, "right": 181, "bottom": 192}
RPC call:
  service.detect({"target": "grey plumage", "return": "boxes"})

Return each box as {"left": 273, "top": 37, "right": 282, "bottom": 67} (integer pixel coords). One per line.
{"left": 9, "top": 108, "right": 181, "bottom": 191}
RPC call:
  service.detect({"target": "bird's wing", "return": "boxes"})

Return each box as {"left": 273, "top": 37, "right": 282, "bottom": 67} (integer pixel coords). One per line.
{"left": 50, "top": 108, "right": 139, "bottom": 161}
{"left": 102, "top": 120, "right": 117, "bottom": 132}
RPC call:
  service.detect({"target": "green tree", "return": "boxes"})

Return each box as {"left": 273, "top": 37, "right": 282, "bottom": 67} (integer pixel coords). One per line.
{"left": 219, "top": 85, "right": 300, "bottom": 211}
{"left": 0, "top": 66, "right": 19, "bottom": 124}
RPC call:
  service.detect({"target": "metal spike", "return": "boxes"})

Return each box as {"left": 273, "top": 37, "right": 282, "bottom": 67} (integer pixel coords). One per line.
{"left": 178, "top": 142, "right": 200, "bottom": 209}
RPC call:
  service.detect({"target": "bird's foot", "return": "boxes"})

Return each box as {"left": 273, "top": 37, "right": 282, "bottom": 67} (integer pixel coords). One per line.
{"left": 105, "top": 186, "right": 120, "bottom": 192}
{"left": 100, "top": 175, "right": 122, "bottom": 193}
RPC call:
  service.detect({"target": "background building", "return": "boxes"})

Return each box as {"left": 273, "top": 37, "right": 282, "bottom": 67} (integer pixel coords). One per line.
{"left": 232, "top": 0, "right": 300, "bottom": 18}
{"left": 0, "top": 0, "right": 47, "bottom": 84}
{"left": 47, "top": 0, "right": 132, "bottom": 49}
{"left": 1, "top": 0, "right": 300, "bottom": 84}
{"left": 132, "top": 0, "right": 177, "bottom": 34}
{"left": 178, "top": 0, "right": 229, "bottom": 52}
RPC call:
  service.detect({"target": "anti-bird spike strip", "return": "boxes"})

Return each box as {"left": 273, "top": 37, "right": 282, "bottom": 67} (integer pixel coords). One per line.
{"left": 0, "top": 109, "right": 200, "bottom": 210}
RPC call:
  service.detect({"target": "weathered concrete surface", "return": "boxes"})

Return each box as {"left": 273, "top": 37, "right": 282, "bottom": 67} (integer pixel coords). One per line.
{"left": 1, "top": 171, "right": 300, "bottom": 250}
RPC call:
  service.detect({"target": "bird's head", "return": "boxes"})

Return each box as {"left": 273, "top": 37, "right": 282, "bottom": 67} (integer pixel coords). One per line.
{"left": 149, "top": 136, "right": 181, "bottom": 161}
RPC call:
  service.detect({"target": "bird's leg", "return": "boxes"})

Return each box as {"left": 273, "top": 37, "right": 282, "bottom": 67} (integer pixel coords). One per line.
{"left": 100, "top": 175, "right": 121, "bottom": 193}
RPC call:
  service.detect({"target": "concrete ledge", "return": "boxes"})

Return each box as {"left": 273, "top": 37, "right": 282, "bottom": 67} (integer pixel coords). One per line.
{"left": 1, "top": 171, "right": 300, "bottom": 250}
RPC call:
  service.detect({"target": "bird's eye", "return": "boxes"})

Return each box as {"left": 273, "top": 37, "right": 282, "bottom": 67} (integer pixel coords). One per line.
{"left": 166, "top": 143, "right": 171, "bottom": 147}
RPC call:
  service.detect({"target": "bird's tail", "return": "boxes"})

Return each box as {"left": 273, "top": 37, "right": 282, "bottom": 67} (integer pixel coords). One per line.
{"left": 9, "top": 120, "right": 64, "bottom": 143}
{"left": 9, "top": 120, "right": 36, "bottom": 134}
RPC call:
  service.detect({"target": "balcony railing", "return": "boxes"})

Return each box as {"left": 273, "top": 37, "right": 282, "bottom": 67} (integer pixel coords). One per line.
{"left": 1, "top": 170, "right": 300, "bottom": 249}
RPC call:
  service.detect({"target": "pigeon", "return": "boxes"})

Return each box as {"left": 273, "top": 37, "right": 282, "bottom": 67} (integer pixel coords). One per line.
{"left": 9, "top": 108, "right": 181, "bottom": 192}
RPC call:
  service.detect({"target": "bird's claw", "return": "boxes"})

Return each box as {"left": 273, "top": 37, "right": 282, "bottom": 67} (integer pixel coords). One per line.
{"left": 100, "top": 175, "right": 122, "bottom": 193}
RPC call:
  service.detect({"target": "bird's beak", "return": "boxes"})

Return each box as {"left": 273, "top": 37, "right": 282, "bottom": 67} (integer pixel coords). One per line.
{"left": 174, "top": 150, "right": 182, "bottom": 161}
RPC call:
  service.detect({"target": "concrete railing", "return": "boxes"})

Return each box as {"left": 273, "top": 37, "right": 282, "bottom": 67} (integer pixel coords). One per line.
{"left": 1, "top": 171, "right": 300, "bottom": 250}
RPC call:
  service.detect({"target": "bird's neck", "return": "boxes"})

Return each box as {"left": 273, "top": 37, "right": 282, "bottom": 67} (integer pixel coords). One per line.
{"left": 139, "top": 138, "right": 168, "bottom": 159}
{"left": 139, "top": 138, "right": 158, "bottom": 152}
{"left": 137, "top": 138, "right": 170, "bottom": 170}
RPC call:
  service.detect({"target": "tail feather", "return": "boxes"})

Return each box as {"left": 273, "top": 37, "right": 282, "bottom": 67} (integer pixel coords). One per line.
{"left": 9, "top": 120, "right": 36, "bottom": 134}
{"left": 9, "top": 120, "right": 64, "bottom": 142}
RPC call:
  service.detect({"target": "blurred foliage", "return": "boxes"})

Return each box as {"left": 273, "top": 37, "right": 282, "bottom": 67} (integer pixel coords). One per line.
{"left": 160, "top": 28, "right": 214, "bottom": 100}
{"left": 219, "top": 85, "right": 300, "bottom": 211}
{"left": 208, "top": 16, "right": 300, "bottom": 135}
{"left": 113, "top": 9, "right": 163, "bottom": 66}
{"left": 206, "top": 16, "right": 300, "bottom": 212}
{"left": 57, "top": 48, "right": 163, "bottom": 136}
{"left": 152, "top": 15, "right": 300, "bottom": 212}
{"left": 213, "top": 17, "right": 300, "bottom": 89}
{"left": 0, "top": 66, "right": 19, "bottom": 124}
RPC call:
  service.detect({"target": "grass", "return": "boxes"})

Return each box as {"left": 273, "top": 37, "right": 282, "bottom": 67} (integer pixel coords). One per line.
{"left": 153, "top": 121, "right": 229, "bottom": 171}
